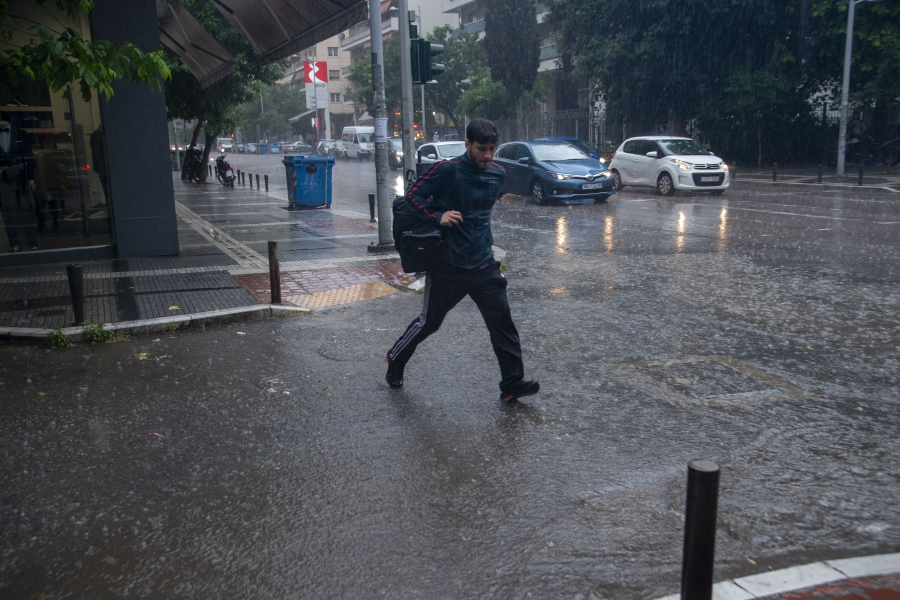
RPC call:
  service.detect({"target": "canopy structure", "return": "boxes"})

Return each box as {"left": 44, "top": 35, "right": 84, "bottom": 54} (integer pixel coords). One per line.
{"left": 157, "top": 1, "right": 235, "bottom": 89}
{"left": 288, "top": 109, "right": 316, "bottom": 123}
{"left": 212, "top": 0, "right": 368, "bottom": 65}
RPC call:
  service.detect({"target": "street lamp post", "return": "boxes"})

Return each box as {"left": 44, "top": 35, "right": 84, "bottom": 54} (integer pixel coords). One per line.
{"left": 837, "top": 0, "right": 882, "bottom": 177}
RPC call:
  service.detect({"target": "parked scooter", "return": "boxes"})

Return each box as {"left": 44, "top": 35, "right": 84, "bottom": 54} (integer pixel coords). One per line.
{"left": 215, "top": 153, "right": 236, "bottom": 187}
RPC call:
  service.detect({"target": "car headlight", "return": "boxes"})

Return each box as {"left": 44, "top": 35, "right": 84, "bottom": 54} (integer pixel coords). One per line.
{"left": 721, "top": 163, "right": 728, "bottom": 170}
{"left": 599, "top": 157, "right": 607, "bottom": 163}
{"left": 550, "top": 172, "right": 571, "bottom": 180}
{"left": 679, "top": 163, "right": 692, "bottom": 171}
{"left": 397, "top": 151, "right": 403, "bottom": 158}
{"left": 601, "top": 171, "right": 612, "bottom": 178}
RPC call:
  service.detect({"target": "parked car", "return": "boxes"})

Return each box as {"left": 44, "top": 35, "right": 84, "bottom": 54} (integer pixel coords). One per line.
{"left": 415, "top": 141, "right": 466, "bottom": 176}
{"left": 290, "top": 142, "right": 313, "bottom": 155}
{"left": 534, "top": 137, "right": 602, "bottom": 161}
{"left": 316, "top": 140, "right": 335, "bottom": 157}
{"left": 493, "top": 140, "right": 616, "bottom": 205}
{"left": 328, "top": 140, "right": 348, "bottom": 160}
{"left": 389, "top": 138, "right": 404, "bottom": 171}
{"left": 235, "top": 143, "right": 246, "bottom": 154}
{"left": 609, "top": 137, "right": 729, "bottom": 196}
{"left": 269, "top": 143, "right": 281, "bottom": 154}
{"left": 246, "top": 143, "right": 258, "bottom": 154}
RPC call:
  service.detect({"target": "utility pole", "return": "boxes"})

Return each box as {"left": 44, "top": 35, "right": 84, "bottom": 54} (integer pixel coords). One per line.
{"left": 368, "top": 0, "right": 394, "bottom": 252}
{"left": 399, "top": 0, "right": 416, "bottom": 178}
{"left": 837, "top": 0, "right": 856, "bottom": 177}
{"left": 418, "top": 6, "right": 427, "bottom": 143}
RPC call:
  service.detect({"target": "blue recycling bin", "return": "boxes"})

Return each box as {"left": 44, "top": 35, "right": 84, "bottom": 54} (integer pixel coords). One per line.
{"left": 290, "top": 155, "right": 334, "bottom": 208}
{"left": 258, "top": 142, "right": 269, "bottom": 154}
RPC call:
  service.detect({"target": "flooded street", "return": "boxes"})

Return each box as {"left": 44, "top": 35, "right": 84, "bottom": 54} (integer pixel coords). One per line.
{"left": 1, "top": 182, "right": 898, "bottom": 598}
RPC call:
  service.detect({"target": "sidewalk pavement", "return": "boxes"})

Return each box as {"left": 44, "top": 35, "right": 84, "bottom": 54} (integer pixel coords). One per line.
{"left": 0, "top": 176, "right": 415, "bottom": 340}
{"left": 656, "top": 553, "right": 900, "bottom": 600}
{"left": 733, "top": 165, "right": 900, "bottom": 191}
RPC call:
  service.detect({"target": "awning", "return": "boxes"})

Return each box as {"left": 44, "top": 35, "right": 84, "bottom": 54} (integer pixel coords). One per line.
{"left": 289, "top": 108, "right": 317, "bottom": 123}
{"left": 157, "top": 1, "right": 235, "bottom": 88}
{"left": 212, "top": 0, "right": 369, "bottom": 65}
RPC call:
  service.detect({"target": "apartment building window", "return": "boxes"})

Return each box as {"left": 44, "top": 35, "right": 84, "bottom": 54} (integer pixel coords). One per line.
{"left": 327, "top": 47, "right": 339, "bottom": 57}
{"left": 329, "top": 70, "right": 340, "bottom": 81}
{"left": 330, "top": 93, "right": 342, "bottom": 103}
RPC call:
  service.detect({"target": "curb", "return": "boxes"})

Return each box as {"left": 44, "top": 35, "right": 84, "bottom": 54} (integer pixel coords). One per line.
{"left": 0, "top": 304, "right": 310, "bottom": 344}
{"left": 731, "top": 179, "right": 899, "bottom": 193}
{"left": 653, "top": 551, "right": 900, "bottom": 600}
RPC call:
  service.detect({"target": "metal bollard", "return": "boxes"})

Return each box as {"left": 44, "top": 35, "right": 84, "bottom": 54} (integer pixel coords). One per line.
{"left": 249, "top": 173, "right": 253, "bottom": 188}
{"left": 66, "top": 264, "right": 85, "bottom": 326}
{"left": 818, "top": 164, "right": 823, "bottom": 184}
{"left": 368, "top": 193, "right": 376, "bottom": 222}
{"left": 772, "top": 162, "right": 777, "bottom": 182}
{"left": 237, "top": 169, "right": 241, "bottom": 184}
{"left": 208, "top": 164, "right": 212, "bottom": 176}
{"left": 241, "top": 171, "right": 245, "bottom": 186}
{"left": 265, "top": 174, "right": 269, "bottom": 192}
{"left": 256, "top": 174, "right": 260, "bottom": 189}
{"left": 858, "top": 165, "right": 864, "bottom": 186}
{"left": 681, "top": 460, "right": 720, "bottom": 600}
{"left": 268, "top": 241, "right": 281, "bottom": 304}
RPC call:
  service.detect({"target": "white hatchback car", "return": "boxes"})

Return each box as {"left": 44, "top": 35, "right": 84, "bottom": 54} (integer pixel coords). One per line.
{"left": 609, "top": 137, "right": 729, "bottom": 196}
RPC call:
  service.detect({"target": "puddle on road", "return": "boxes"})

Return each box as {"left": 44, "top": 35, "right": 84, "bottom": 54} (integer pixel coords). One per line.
{"left": 612, "top": 355, "right": 809, "bottom": 405}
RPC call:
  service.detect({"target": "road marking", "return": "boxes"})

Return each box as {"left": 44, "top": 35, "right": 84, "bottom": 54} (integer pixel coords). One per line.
{"left": 175, "top": 202, "right": 268, "bottom": 270}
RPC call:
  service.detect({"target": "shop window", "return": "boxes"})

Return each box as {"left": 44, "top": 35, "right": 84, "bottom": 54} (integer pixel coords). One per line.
{"left": 0, "top": 0, "right": 112, "bottom": 255}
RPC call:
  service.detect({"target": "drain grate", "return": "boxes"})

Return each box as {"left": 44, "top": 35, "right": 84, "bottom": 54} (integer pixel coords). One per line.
{"left": 612, "top": 356, "right": 807, "bottom": 404}
{"left": 283, "top": 280, "right": 397, "bottom": 309}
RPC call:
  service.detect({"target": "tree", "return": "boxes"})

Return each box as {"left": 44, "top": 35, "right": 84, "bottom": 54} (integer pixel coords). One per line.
{"left": 483, "top": 0, "right": 540, "bottom": 137}
{"left": 346, "top": 35, "right": 402, "bottom": 129}
{"left": 164, "top": 0, "right": 283, "bottom": 181}
{"left": 424, "top": 25, "right": 487, "bottom": 138}
{"left": 239, "top": 84, "right": 309, "bottom": 141}
{"left": 0, "top": 0, "right": 169, "bottom": 102}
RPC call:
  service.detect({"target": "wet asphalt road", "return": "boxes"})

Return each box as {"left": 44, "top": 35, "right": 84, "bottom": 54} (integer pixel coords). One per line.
{"left": 1, "top": 181, "right": 899, "bottom": 598}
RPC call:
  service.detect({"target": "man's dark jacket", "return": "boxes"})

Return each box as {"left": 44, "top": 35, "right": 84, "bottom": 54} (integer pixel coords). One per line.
{"left": 406, "top": 151, "right": 506, "bottom": 269}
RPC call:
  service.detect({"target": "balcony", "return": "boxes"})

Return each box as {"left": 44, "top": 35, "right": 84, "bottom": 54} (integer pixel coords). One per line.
{"left": 442, "top": 0, "right": 477, "bottom": 13}
{"left": 463, "top": 19, "right": 484, "bottom": 35}
{"left": 340, "top": 15, "right": 399, "bottom": 51}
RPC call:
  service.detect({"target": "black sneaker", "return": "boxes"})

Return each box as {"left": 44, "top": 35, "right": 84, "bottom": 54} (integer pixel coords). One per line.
{"left": 385, "top": 353, "right": 405, "bottom": 388}
{"left": 499, "top": 379, "right": 540, "bottom": 402}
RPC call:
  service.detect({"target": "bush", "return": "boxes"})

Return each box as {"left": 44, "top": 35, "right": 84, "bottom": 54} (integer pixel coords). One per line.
{"left": 47, "top": 327, "right": 71, "bottom": 349}
{"left": 83, "top": 321, "right": 115, "bottom": 344}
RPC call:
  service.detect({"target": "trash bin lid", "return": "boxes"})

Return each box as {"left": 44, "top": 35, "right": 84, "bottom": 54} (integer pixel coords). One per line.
{"left": 292, "top": 155, "right": 335, "bottom": 165}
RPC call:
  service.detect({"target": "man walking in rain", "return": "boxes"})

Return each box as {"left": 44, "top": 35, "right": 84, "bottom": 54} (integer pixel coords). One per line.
{"left": 385, "top": 118, "right": 539, "bottom": 403}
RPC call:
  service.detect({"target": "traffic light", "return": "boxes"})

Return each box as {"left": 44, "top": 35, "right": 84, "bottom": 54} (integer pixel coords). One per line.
{"left": 411, "top": 39, "right": 445, "bottom": 84}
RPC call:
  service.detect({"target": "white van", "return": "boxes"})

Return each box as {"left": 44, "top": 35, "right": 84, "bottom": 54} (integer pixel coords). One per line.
{"left": 341, "top": 126, "right": 374, "bottom": 160}
{"left": 218, "top": 137, "right": 234, "bottom": 152}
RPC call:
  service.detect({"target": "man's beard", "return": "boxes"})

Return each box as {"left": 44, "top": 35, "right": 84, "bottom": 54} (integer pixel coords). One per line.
{"left": 467, "top": 148, "right": 488, "bottom": 170}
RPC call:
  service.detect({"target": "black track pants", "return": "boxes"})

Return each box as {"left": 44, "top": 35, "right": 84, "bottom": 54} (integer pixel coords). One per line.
{"left": 387, "top": 259, "right": 525, "bottom": 391}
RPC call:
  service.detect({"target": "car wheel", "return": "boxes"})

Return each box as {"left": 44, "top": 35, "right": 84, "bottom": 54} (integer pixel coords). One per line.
{"left": 612, "top": 170, "right": 624, "bottom": 190}
{"left": 710, "top": 189, "right": 725, "bottom": 196}
{"left": 531, "top": 179, "right": 546, "bottom": 205}
{"left": 657, "top": 172, "right": 675, "bottom": 196}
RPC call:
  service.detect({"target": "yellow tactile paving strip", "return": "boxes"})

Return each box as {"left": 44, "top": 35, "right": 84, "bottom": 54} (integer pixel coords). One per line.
{"left": 283, "top": 280, "right": 398, "bottom": 308}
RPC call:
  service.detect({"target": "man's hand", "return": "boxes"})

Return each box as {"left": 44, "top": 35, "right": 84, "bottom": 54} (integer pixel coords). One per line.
{"left": 440, "top": 211, "right": 463, "bottom": 227}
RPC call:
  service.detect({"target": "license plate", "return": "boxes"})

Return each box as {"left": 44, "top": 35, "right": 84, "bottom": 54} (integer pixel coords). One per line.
{"left": 582, "top": 182, "right": 604, "bottom": 190}
{"left": 700, "top": 176, "right": 719, "bottom": 183}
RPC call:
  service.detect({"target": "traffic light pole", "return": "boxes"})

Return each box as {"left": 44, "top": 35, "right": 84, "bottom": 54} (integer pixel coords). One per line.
{"left": 367, "top": 0, "right": 394, "bottom": 253}
{"left": 399, "top": 0, "right": 416, "bottom": 178}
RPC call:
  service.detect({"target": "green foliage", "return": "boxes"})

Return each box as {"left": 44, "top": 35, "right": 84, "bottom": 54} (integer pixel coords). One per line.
{"left": 483, "top": 0, "right": 540, "bottom": 114}
{"left": 166, "top": 321, "right": 177, "bottom": 333}
{"left": 239, "top": 84, "right": 307, "bottom": 140}
{"left": 0, "top": 0, "right": 170, "bottom": 102}
{"left": 47, "top": 327, "right": 71, "bottom": 349}
{"left": 346, "top": 35, "right": 403, "bottom": 124}
{"left": 83, "top": 321, "right": 114, "bottom": 344}
{"left": 424, "top": 26, "right": 488, "bottom": 136}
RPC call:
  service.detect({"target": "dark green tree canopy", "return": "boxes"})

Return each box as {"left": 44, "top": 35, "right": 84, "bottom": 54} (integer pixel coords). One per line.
{"left": 483, "top": 0, "right": 540, "bottom": 107}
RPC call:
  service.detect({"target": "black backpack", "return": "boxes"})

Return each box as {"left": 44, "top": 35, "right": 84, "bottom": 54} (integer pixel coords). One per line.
{"left": 391, "top": 161, "right": 456, "bottom": 273}
{"left": 392, "top": 194, "right": 442, "bottom": 273}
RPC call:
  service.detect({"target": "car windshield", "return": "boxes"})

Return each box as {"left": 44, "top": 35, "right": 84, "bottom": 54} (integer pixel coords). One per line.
{"left": 532, "top": 143, "right": 590, "bottom": 161}
{"left": 390, "top": 140, "right": 403, "bottom": 149}
{"left": 657, "top": 139, "right": 711, "bottom": 156}
{"left": 357, "top": 133, "right": 373, "bottom": 143}
{"left": 437, "top": 142, "right": 466, "bottom": 157}
{"left": 333, "top": 142, "right": 343, "bottom": 148}
{"left": 567, "top": 139, "right": 595, "bottom": 155}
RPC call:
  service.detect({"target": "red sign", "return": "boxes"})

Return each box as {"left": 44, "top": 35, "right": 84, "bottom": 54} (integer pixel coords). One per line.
{"left": 304, "top": 61, "right": 327, "bottom": 84}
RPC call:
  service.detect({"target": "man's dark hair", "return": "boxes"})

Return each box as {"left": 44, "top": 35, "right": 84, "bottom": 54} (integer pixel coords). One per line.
{"left": 466, "top": 118, "right": 500, "bottom": 145}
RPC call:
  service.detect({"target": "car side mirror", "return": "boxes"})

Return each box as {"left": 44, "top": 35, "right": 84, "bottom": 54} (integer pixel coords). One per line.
{"left": 426, "top": 153, "right": 437, "bottom": 160}
{"left": 646, "top": 151, "right": 658, "bottom": 158}
{"left": 518, "top": 156, "right": 531, "bottom": 164}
